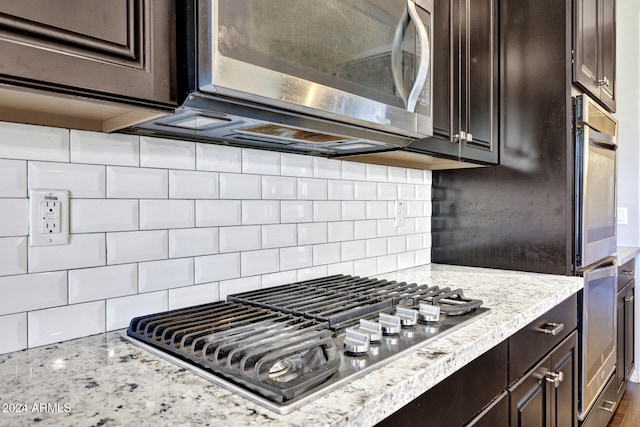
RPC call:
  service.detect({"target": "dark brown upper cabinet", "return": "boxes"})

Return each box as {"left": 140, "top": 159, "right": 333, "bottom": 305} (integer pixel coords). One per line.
{"left": 0, "top": 0, "right": 176, "bottom": 132}
{"left": 574, "top": 0, "right": 616, "bottom": 112}
{"left": 406, "top": 0, "right": 498, "bottom": 165}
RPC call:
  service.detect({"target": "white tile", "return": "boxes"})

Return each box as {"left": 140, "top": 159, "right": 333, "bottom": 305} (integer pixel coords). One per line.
{"left": 70, "top": 199, "right": 138, "bottom": 233}
{"left": 407, "top": 168, "right": 424, "bottom": 184}
{"left": 280, "top": 246, "right": 312, "bottom": 270}
{"left": 354, "top": 181, "right": 377, "bottom": 201}
{"left": 195, "top": 253, "right": 241, "bottom": 284}
{"left": 398, "top": 251, "right": 417, "bottom": 270}
{"left": 416, "top": 185, "right": 431, "bottom": 201}
{"left": 29, "top": 234, "right": 105, "bottom": 273}
{"left": 424, "top": 201, "right": 433, "bottom": 217}
{"left": 366, "top": 238, "right": 388, "bottom": 258}
{"left": 366, "top": 201, "right": 388, "bottom": 220}
{"left": 342, "top": 201, "right": 366, "bottom": 221}
{"left": 219, "top": 276, "right": 261, "bottom": 300}
{"left": 377, "top": 219, "right": 397, "bottom": 237}
{"left": 0, "top": 199, "right": 28, "bottom": 236}
{"left": 281, "top": 201, "right": 313, "bottom": 223}
{"left": 328, "top": 180, "right": 354, "bottom": 200}
{"left": 219, "top": 173, "right": 261, "bottom": 199}
{"left": 261, "top": 270, "right": 298, "bottom": 288}
{"left": 366, "top": 164, "right": 388, "bottom": 182}
{"left": 341, "top": 162, "right": 366, "bottom": 181}
{"left": 297, "top": 223, "right": 327, "bottom": 245}
{"left": 28, "top": 301, "right": 105, "bottom": 347}
{"left": 388, "top": 166, "right": 408, "bottom": 183}
{"left": 341, "top": 240, "right": 365, "bottom": 261}
{"left": 68, "top": 264, "right": 137, "bottom": 304}
{"left": 140, "top": 200, "right": 195, "bottom": 229}
{"left": 354, "top": 220, "right": 377, "bottom": 240}
{"left": 415, "top": 248, "right": 431, "bottom": 265}
{"left": 219, "top": 226, "right": 261, "bottom": 253}
{"left": 0, "top": 122, "right": 69, "bottom": 162}
{"left": 29, "top": 161, "right": 105, "bottom": 198}
{"left": 313, "top": 201, "right": 341, "bottom": 222}
{"left": 70, "top": 130, "right": 139, "bottom": 166}
{"left": 196, "top": 200, "right": 241, "bottom": 227}
{"left": 169, "top": 227, "right": 218, "bottom": 258}
{"left": 297, "top": 178, "right": 327, "bottom": 200}
{"left": 313, "top": 243, "right": 341, "bottom": 265}
{"left": 406, "top": 234, "right": 424, "bottom": 251}
{"left": 242, "top": 201, "right": 280, "bottom": 225}
{"left": 0, "top": 159, "right": 27, "bottom": 197}
{"left": 0, "top": 271, "right": 66, "bottom": 315}
{"left": 354, "top": 258, "right": 377, "bottom": 277}
{"left": 313, "top": 157, "right": 341, "bottom": 179}
{"left": 262, "top": 224, "right": 297, "bottom": 249}
{"left": 106, "top": 166, "right": 168, "bottom": 199}
{"left": 424, "top": 170, "right": 433, "bottom": 184}
{"left": 169, "top": 170, "right": 219, "bottom": 199}
{"left": 242, "top": 148, "right": 280, "bottom": 175}
{"left": 107, "top": 230, "right": 167, "bottom": 264}
{"left": 262, "top": 176, "right": 296, "bottom": 199}
{"left": 139, "top": 258, "right": 194, "bottom": 292}
{"left": 169, "top": 282, "right": 220, "bottom": 309}
{"left": 0, "top": 313, "right": 27, "bottom": 354}
{"left": 281, "top": 153, "right": 314, "bottom": 177}
{"left": 398, "top": 184, "right": 416, "bottom": 200}
{"left": 106, "top": 292, "right": 168, "bottom": 331}
{"left": 397, "top": 217, "right": 416, "bottom": 236}
{"left": 241, "top": 249, "right": 280, "bottom": 276}
{"left": 327, "top": 221, "right": 354, "bottom": 242}
{"left": 388, "top": 235, "right": 407, "bottom": 254}
{"left": 377, "top": 183, "right": 398, "bottom": 200}
{"left": 377, "top": 254, "right": 398, "bottom": 274}
{"left": 140, "top": 136, "right": 195, "bottom": 170}
{"left": 423, "top": 233, "right": 432, "bottom": 248}
{"left": 196, "top": 144, "right": 242, "bottom": 173}
{"left": 327, "top": 261, "right": 354, "bottom": 276}
{"left": 407, "top": 200, "right": 426, "bottom": 217}
{"left": 297, "top": 265, "right": 328, "bottom": 282}
{"left": 415, "top": 217, "right": 431, "bottom": 233}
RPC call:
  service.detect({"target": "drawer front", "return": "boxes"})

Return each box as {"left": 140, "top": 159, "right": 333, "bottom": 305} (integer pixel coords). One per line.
{"left": 580, "top": 374, "right": 616, "bottom": 427}
{"left": 618, "top": 258, "right": 634, "bottom": 291}
{"left": 509, "top": 293, "right": 577, "bottom": 384}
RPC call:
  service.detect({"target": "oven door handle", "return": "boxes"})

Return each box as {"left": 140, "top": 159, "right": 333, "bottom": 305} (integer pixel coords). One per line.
{"left": 588, "top": 129, "right": 617, "bottom": 150}
{"left": 583, "top": 262, "right": 617, "bottom": 281}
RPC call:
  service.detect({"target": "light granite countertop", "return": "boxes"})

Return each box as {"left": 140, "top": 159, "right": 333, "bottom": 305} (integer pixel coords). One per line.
{"left": 0, "top": 264, "right": 583, "bottom": 427}
{"left": 617, "top": 246, "right": 640, "bottom": 266}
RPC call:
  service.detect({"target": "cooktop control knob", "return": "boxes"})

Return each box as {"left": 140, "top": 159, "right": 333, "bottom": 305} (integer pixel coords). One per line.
{"left": 344, "top": 327, "right": 370, "bottom": 355}
{"left": 379, "top": 313, "right": 401, "bottom": 335}
{"left": 359, "top": 319, "right": 382, "bottom": 342}
{"left": 395, "top": 306, "right": 418, "bottom": 327}
{"left": 419, "top": 302, "right": 441, "bottom": 322}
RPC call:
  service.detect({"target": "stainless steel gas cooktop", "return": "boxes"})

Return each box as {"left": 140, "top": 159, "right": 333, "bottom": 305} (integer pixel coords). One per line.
{"left": 125, "top": 274, "right": 489, "bottom": 414}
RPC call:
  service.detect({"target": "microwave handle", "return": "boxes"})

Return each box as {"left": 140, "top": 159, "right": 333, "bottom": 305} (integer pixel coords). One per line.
{"left": 391, "top": 5, "right": 410, "bottom": 106}
{"left": 588, "top": 129, "right": 617, "bottom": 150}
{"left": 406, "top": 0, "right": 430, "bottom": 112}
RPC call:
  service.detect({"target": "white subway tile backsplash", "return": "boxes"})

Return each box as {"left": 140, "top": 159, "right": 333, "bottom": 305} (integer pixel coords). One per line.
{"left": 195, "top": 253, "right": 240, "bottom": 284}
{"left": 313, "top": 201, "right": 341, "bottom": 222}
{"left": 196, "top": 144, "right": 242, "bottom": 173}
{"left": 366, "top": 238, "right": 388, "bottom": 258}
{"left": 328, "top": 180, "right": 354, "bottom": 200}
{"left": 107, "top": 166, "right": 168, "bottom": 199}
{"left": 377, "top": 219, "right": 397, "bottom": 237}
{"left": 0, "top": 159, "right": 27, "bottom": 197}
{"left": 406, "top": 234, "right": 424, "bottom": 251}
{"left": 68, "top": 264, "right": 137, "bottom": 304}
{"left": 139, "top": 258, "right": 194, "bottom": 293}
{"left": 297, "top": 178, "right": 327, "bottom": 200}
{"left": 106, "top": 292, "right": 168, "bottom": 331}
{"left": 377, "top": 183, "right": 398, "bottom": 200}
{"left": 406, "top": 200, "right": 426, "bottom": 217}
{"left": 241, "top": 249, "right": 279, "bottom": 276}
{"left": 416, "top": 185, "right": 430, "bottom": 201}
{"left": 0, "top": 237, "right": 26, "bottom": 276}
{"left": 297, "top": 265, "right": 328, "bottom": 281}
{"left": 107, "top": 230, "right": 167, "bottom": 264}
{"left": 169, "top": 170, "right": 219, "bottom": 199}
{"left": 261, "top": 270, "right": 298, "bottom": 289}
{"left": 281, "top": 201, "right": 313, "bottom": 223}
{"left": 242, "top": 201, "right": 280, "bottom": 225}
{"left": 219, "top": 276, "right": 261, "bottom": 300}
{"left": 196, "top": 200, "right": 241, "bottom": 227}
{"left": 297, "top": 223, "right": 327, "bottom": 245}
{"left": 366, "top": 164, "right": 388, "bottom": 182}
{"left": 327, "top": 261, "right": 354, "bottom": 276}
{"left": 354, "top": 258, "right": 377, "bottom": 277}
{"left": 70, "top": 199, "right": 138, "bottom": 233}
{"left": 398, "top": 184, "right": 416, "bottom": 200}
{"left": 341, "top": 240, "right": 366, "bottom": 262}
{"left": 219, "top": 173, "right": 261, "bottom": 199}
{"left": 262, "top": 176, "right": 296, "bottom": 199}
{"left": 341, "top": 162, "right": 366, "bottom": 181}
{"left": 29, "top": 161, "right": 105, "bottom": 198}
{"left": 377, "top": 254, "right": 398, "bottom": 274}
{"left": 366, "top": 201, "right": 388, "bottom": 220}
{"left": 398, "top": 217, "right": 416, "bottom": 236}
{"left": 280, "top": 246, "right": 312, "bottom": 271}
{"left": 0, "top": 313, "right": 27, "bottom": 354}
{"left": 29, "top": 234, "right": 105, "bottom": 273}
{"left": 354, "top": 220, "right": 377, "bottom": 240}
{"left": 415, "top": 217, "right": 431, "bottom": 233}
{"left": 168, "top": 282, "right": 220, "bottom": 309}
{"left": 0, "top": 199, "right": 28, "bottom": 236}
{"left": 313, "top": 242, "right": 341, "bottom": 266}
{"left": 354, "top": 181, "right": 377, "bottom": 200}
{"left": 388, "top": 235, "right": 407, "bottom": 254}
{"left": 424, "top": 170, "right": 433, "bottom": 184}
{"left": 140, "top": 136, "right": 195, "bottom": 170}
{"left": 219, "top": 225, "right": 261, "bottom": 253}
{"left": 140, "top": 200, "right": 195, "bottom": 229}
{"left": 423, "top": 233, "right": 432, "bottom": 248}
{"left": 262, "top": 224, "right": 297, "bottom": 249}
{"left": 416, "top": 248, "right": 431, "bottom": 265}
{"left": 70, "top": 130, "right": 139, "bottom": 166}
{"left": 407, "top": 168, "right": 424, "bottom": 184}
{"left": 342, "top": 201, "right": 366, "bottom": 221}
{"left": 29, "top": 301, "right": 106, "bottom": 347}
{"left": 169, "top": 227, "right": 218, "bottom": 258}
{"left": 398, "top": 251, "right": 416, "bottom": 270}
{"left": 242, "top": 149, "right": 280, "bottom": 175}
{"left": 0, "top": 271, "right": 66, "bottom": 315}
{"left": 0, "top": 122, "right": 69, "bottom": 162}
{"left": 327, "top": 221, "right": 354, "bottom": 242}
{"left": 388, "top": 166, "right": 407, "bottom": 183}
{"left": 313, "top": 157, "right": 341, "bottom": 179}
{"left": 281, "top": 153, "right": 314, "bottom": 177}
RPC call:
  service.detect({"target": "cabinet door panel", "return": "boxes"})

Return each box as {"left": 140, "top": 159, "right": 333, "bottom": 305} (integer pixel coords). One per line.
{"left": 551, "top": 332, "right": 578, "bottom": 427}
{"left": 599, "top": 0, "right": 616, "bottom": 110}
{"left": 624, "top": 281, "right": 635, "bottom": 379}
{"left": 432, "top": 0, "right": 453, "bottom": 140}
{"left": 574, "top": 0, "right": 600, "bottom": 96}
{"left": 510, "top": 363, "right": 549, "bottom": 427}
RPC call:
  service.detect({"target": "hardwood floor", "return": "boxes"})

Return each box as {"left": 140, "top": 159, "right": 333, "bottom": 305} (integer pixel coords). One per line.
{"left": 608, "top": 381, "right": 640, "bottom": 427}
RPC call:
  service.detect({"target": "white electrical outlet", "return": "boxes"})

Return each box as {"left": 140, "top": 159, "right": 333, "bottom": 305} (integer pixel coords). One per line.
{"left": 30, "top": 189, "right": 70, "bottom": 246}
{"left": 394, "top": 200, "right": 406, "bottom": 227}
{"left": 618, "top": 207, "right": 628, "bottom": 225}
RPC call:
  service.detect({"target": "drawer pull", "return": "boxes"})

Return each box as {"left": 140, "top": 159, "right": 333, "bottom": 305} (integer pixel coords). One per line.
{"left": 598, "top": 400, "right": 616, "bottom": 413}
{"left": 621, "top": 269, "right": 633, "bottom": 275}
{"left": 625, "top": 295, "right": 635, "bottom": 303}
{"left": 535, "top": 322, "right": 565, "bottom": 336}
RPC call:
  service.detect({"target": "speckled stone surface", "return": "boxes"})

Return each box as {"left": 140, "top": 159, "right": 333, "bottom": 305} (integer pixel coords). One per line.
{"left": 0, "top": 264, "right": 583, "bottom": 427}
{"left": 617, "top": 246, "right": 640, "bottom": 266}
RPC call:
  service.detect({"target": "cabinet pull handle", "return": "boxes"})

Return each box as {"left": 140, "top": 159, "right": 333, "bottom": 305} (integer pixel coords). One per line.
{"left": 621, "top": 269, "right": 633, "bottom": 275}
{"left": 599, "top": 400, "right": 616, "bottom": 413}
{"left": 545, "top": 371, "right": 564, "bottom": 388}
{"left": 466, "top": 133, "right": 473, "bottom": 142}
{"left": 625, "top": 295, "right": 635, "bottom": 303}
{"left": 534, "top": 322, "right": 565, "bottom": 336}
{"left": 454, "top": 131, "right": 467, "bottom": 142}
{"left": 597, "top": 77, "right": 610, "bottom": 86}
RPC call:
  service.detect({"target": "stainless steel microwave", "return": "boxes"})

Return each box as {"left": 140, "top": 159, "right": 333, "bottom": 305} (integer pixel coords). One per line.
{"left": 128, "top": 0, "right": 434, "bottom": 157}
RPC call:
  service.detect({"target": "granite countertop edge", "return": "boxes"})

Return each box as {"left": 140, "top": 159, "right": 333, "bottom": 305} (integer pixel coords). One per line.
{"left": 617, "top": 246, "right": 640, "bottom": 265}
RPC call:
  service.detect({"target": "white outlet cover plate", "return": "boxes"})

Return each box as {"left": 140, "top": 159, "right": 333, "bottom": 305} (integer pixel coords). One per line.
{"left": 29, "top": 189, "right": 70, "bottom": 246}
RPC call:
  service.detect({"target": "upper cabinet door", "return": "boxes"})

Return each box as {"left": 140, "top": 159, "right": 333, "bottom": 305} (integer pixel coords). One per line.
{"left": 599, "top": 0, "right": 616, "bottom": 110}
{"left": 0, "top": 0, "right": 176, "bottom": 108}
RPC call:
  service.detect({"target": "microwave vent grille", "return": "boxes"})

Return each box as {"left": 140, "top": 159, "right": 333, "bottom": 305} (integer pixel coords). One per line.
{"left": 234, "top": 124, "right": 353, "bottom": 145}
